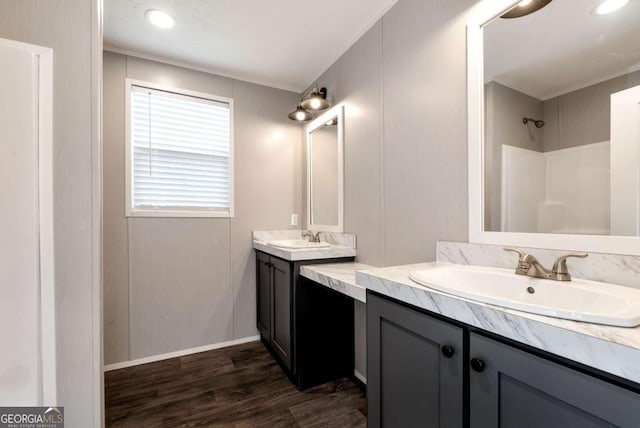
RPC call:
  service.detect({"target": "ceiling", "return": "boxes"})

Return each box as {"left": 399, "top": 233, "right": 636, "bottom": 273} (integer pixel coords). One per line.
{"left": 484, "top": 0, "right": 640, "bottom": 100}
{"left": 104, "top": 0, "right": 398, "bottom": 93}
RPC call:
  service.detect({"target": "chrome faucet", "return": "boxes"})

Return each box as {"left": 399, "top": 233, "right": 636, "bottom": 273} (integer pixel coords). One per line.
{"left": 504, "top": 248, "right": 588, "bottom": 281}
{"left": 302, "top": 231, "right": 321, "bottom": 243}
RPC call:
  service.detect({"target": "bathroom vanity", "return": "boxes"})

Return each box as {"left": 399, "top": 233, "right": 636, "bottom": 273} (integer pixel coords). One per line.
{"left": 360, "top": 257, "right": 640, "bottom": 428}
{"left": 253, "top": 108, "right": 356, "bottom": 390}
{"left": 410, "top": 0, "right": 640, "bottom": 423}
{"left": 253, "top": 230, "right": 357, "bottom": 390}
{"left": 367, "top": 291, "right": 640, "bottom": 428}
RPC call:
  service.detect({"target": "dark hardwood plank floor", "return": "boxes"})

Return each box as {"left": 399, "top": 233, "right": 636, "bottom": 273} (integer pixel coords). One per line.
{"left": 105, "top": 341, "right": 366, "bottom": 427}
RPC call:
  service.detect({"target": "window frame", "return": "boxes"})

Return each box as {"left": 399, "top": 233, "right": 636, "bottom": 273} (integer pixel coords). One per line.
{"left": 124, "top": 78, "right": 234, "bottom": 218}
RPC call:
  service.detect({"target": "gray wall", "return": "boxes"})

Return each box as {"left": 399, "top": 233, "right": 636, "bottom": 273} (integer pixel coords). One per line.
{"left": 309, "top": 0, "right": 480, "bottom": 378}
{"left": 0, "top": 1, "right": 102, "bottom": 426}
{"left": 380, "top": 0, "right": 470, "bottom": 265}
{"left": 543, "top": 70, "right": 640, "bottom": 152}
{"left": 312, "top": 0, "right": 478, "bottom": 265}
{"left": 302, "top": 23, "right": 385, "bottom": 266}
{"left": 103, "top": 52, "right": 302, "bottom": 365}
{"left": 484, "top": 81, "right": 543, "bottom": 231}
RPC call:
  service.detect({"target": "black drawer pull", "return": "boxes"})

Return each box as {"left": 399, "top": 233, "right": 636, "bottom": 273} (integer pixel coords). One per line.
{"left": 470, "top": 358, "right": 486, "bottom": 372}
{"left": 441, "top": 345, "right": 455, "bottom": 358}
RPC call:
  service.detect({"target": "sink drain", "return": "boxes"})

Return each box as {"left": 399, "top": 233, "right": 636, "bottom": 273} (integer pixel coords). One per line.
{"left": 527, "top": 286, "right": 535, "bottom": 294}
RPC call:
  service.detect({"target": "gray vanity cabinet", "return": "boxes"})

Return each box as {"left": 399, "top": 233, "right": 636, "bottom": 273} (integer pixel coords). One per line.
{"left": 367, "top": 292, "right": 464, "bottom": 428}
{"left": 256, "top": 252, "right": 292, "bottom": 369}
{"left": 469, "top": 333, "right": 640, "bottom": 428}
{"left": 256, "top": 252, "right": 271, "bottom": 341}
{"left": 271, "top": 256, "right": 292, "bottom": 368}
{"left": 256, "top": 250, "right": 355, "bottom": 389}
{"left": 367, "top": 291, "right": 640, "bottom": 428}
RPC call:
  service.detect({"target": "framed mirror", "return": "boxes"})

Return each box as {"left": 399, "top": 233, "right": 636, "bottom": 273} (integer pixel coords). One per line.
{"left": 468, "top": 0, "right": 640, "bottom": 254}
{"left": 306, "top": 105, "right": 344, "bottom": 232}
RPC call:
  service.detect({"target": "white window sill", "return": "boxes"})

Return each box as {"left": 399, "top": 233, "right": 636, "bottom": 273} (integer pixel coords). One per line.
{"left": 126, "top": 209, "right": 233, "bottom": 218}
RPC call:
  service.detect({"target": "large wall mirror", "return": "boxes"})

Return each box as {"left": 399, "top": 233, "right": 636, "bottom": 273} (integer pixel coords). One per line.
{"left": 468, "top": 0, "right": 640, "bottom": 254}
{"left": 306, "top": 105, "right": 344, "bottom": 232}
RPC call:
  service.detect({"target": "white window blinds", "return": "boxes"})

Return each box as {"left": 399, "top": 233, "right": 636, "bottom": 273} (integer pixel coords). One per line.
{"left": 129, "top": 84, "right": 232, "bottom": 215}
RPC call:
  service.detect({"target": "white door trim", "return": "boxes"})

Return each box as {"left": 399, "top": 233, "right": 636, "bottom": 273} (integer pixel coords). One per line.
{"left": 91, "top": 0, "right": 105, "bottom": 425}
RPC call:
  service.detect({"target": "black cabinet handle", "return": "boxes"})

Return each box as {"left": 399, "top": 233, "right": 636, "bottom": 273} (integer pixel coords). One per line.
{"left": 441, "top": 345, "right": 455, "bottom": 358}
{"left": 470, "top": 358, "right": 486, "bottom": 372}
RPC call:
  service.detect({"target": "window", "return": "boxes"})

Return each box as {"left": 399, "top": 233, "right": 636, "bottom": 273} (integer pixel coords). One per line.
{"left": 125, "top": 79, "right": 234, "bottom": 217}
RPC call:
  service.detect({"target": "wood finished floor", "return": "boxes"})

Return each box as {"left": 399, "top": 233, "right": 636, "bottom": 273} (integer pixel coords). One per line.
{"left": 105, "top": 341, "right": 367, "bottom": 427}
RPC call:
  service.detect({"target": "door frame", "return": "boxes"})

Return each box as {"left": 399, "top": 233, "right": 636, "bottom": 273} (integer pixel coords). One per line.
{"left": 92, "top": 0, "right": 104, "bottom": 425}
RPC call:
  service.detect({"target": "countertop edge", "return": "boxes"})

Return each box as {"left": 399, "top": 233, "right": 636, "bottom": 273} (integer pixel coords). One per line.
{"left": 299, "top": 263, "right": 370, "bottom": 303}
{"left": 253, "top": 240, "right": 357, "bottom": 261}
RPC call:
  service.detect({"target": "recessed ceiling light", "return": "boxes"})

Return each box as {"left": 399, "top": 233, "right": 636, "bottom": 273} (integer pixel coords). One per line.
{"left": 145, "top": 9, "right": 175, "bottom": 29}
{"left": 593, "top": 0, "right": 629, "bottom": 15}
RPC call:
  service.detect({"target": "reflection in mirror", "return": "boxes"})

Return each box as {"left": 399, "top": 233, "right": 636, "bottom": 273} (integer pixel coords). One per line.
{"left": 306, "top": 105, "right": 344, "bottom": 232}
{"left": 482, "top": 0, "right": 640, "bottom": 236}
{"left": 310, "top": 119, "right": 339, "bottom": 226}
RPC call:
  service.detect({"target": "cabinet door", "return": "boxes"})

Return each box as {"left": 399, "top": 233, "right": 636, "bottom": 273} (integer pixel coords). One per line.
{"left": 271, "top": 257, "right": 292, "bottom": 370}
{"left": 256, "top": 252, "right": 271, "bottom": 340}
{"left": 367, "top": 293, "right": 464, "bottom": 428}
{"left": 470, "top": 333, "right": 640, "bottom": 428}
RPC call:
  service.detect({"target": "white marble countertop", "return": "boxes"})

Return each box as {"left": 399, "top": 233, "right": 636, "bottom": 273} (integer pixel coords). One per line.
{"left": 300, "top": 263, "right": 372, "bottom": 302}
{"left": 253, "top": 240, "right": 357, "bottom": 261}
{"left": 357, "top": 261, "right": 640, "bottom": 384}
{"left": 252, "top": 229, "right": 357, "bottom": 261}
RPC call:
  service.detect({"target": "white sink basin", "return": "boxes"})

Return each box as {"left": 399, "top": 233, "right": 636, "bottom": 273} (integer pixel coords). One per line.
{"left": 266, "top": 239, "right": 331, "bottom": 249}
{"left": 409, "top": 264, "right": 640, "bottom": 327}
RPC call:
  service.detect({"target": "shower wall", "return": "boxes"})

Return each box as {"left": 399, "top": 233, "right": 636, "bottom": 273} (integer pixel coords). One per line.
{"left": 502, "top": 142, "right": 610, "bottom": 234}
{"left": 501, "top": 145, "right": 545, "bottom": 233}
{"left": 484, "top": 81, "right": 543, "bottom": 231}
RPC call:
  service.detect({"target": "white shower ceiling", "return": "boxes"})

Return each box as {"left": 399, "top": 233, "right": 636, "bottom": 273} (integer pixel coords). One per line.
{"left": 104, "top": 0, "right": 399, "bottom": 92}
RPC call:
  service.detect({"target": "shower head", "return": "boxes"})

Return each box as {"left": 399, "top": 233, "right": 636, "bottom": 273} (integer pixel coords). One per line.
{"left": 523, "top": 117, "right": 545, "bottom": 128}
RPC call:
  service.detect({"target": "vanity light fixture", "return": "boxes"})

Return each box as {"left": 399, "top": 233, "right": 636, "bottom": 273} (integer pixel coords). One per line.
{"left": 300, "top": 86, "right": 331, "bottom": 111}
{"left": 287, "top": 84, "right": 331, "bottom": 122}
{"left": 287, "top": 103, "right": 314, "bottom": 122}
{"left": 501, "top": 0, "right": 552, "bottom": 18}
{"left": 146, "top": 9, "right": 176, "bottom": 29}
{"left": 593, "top": 0, "right": 629, "bottom": 15}
{"left": 523, "top": 117, "right": 545, "bottom": 128}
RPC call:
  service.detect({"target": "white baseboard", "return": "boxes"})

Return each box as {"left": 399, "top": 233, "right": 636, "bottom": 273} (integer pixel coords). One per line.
{"left": 103, "top": 335, "right": 261, "bottom": 372}
{"left": 354, "top": 369, "right": 367, "bottom": 385}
